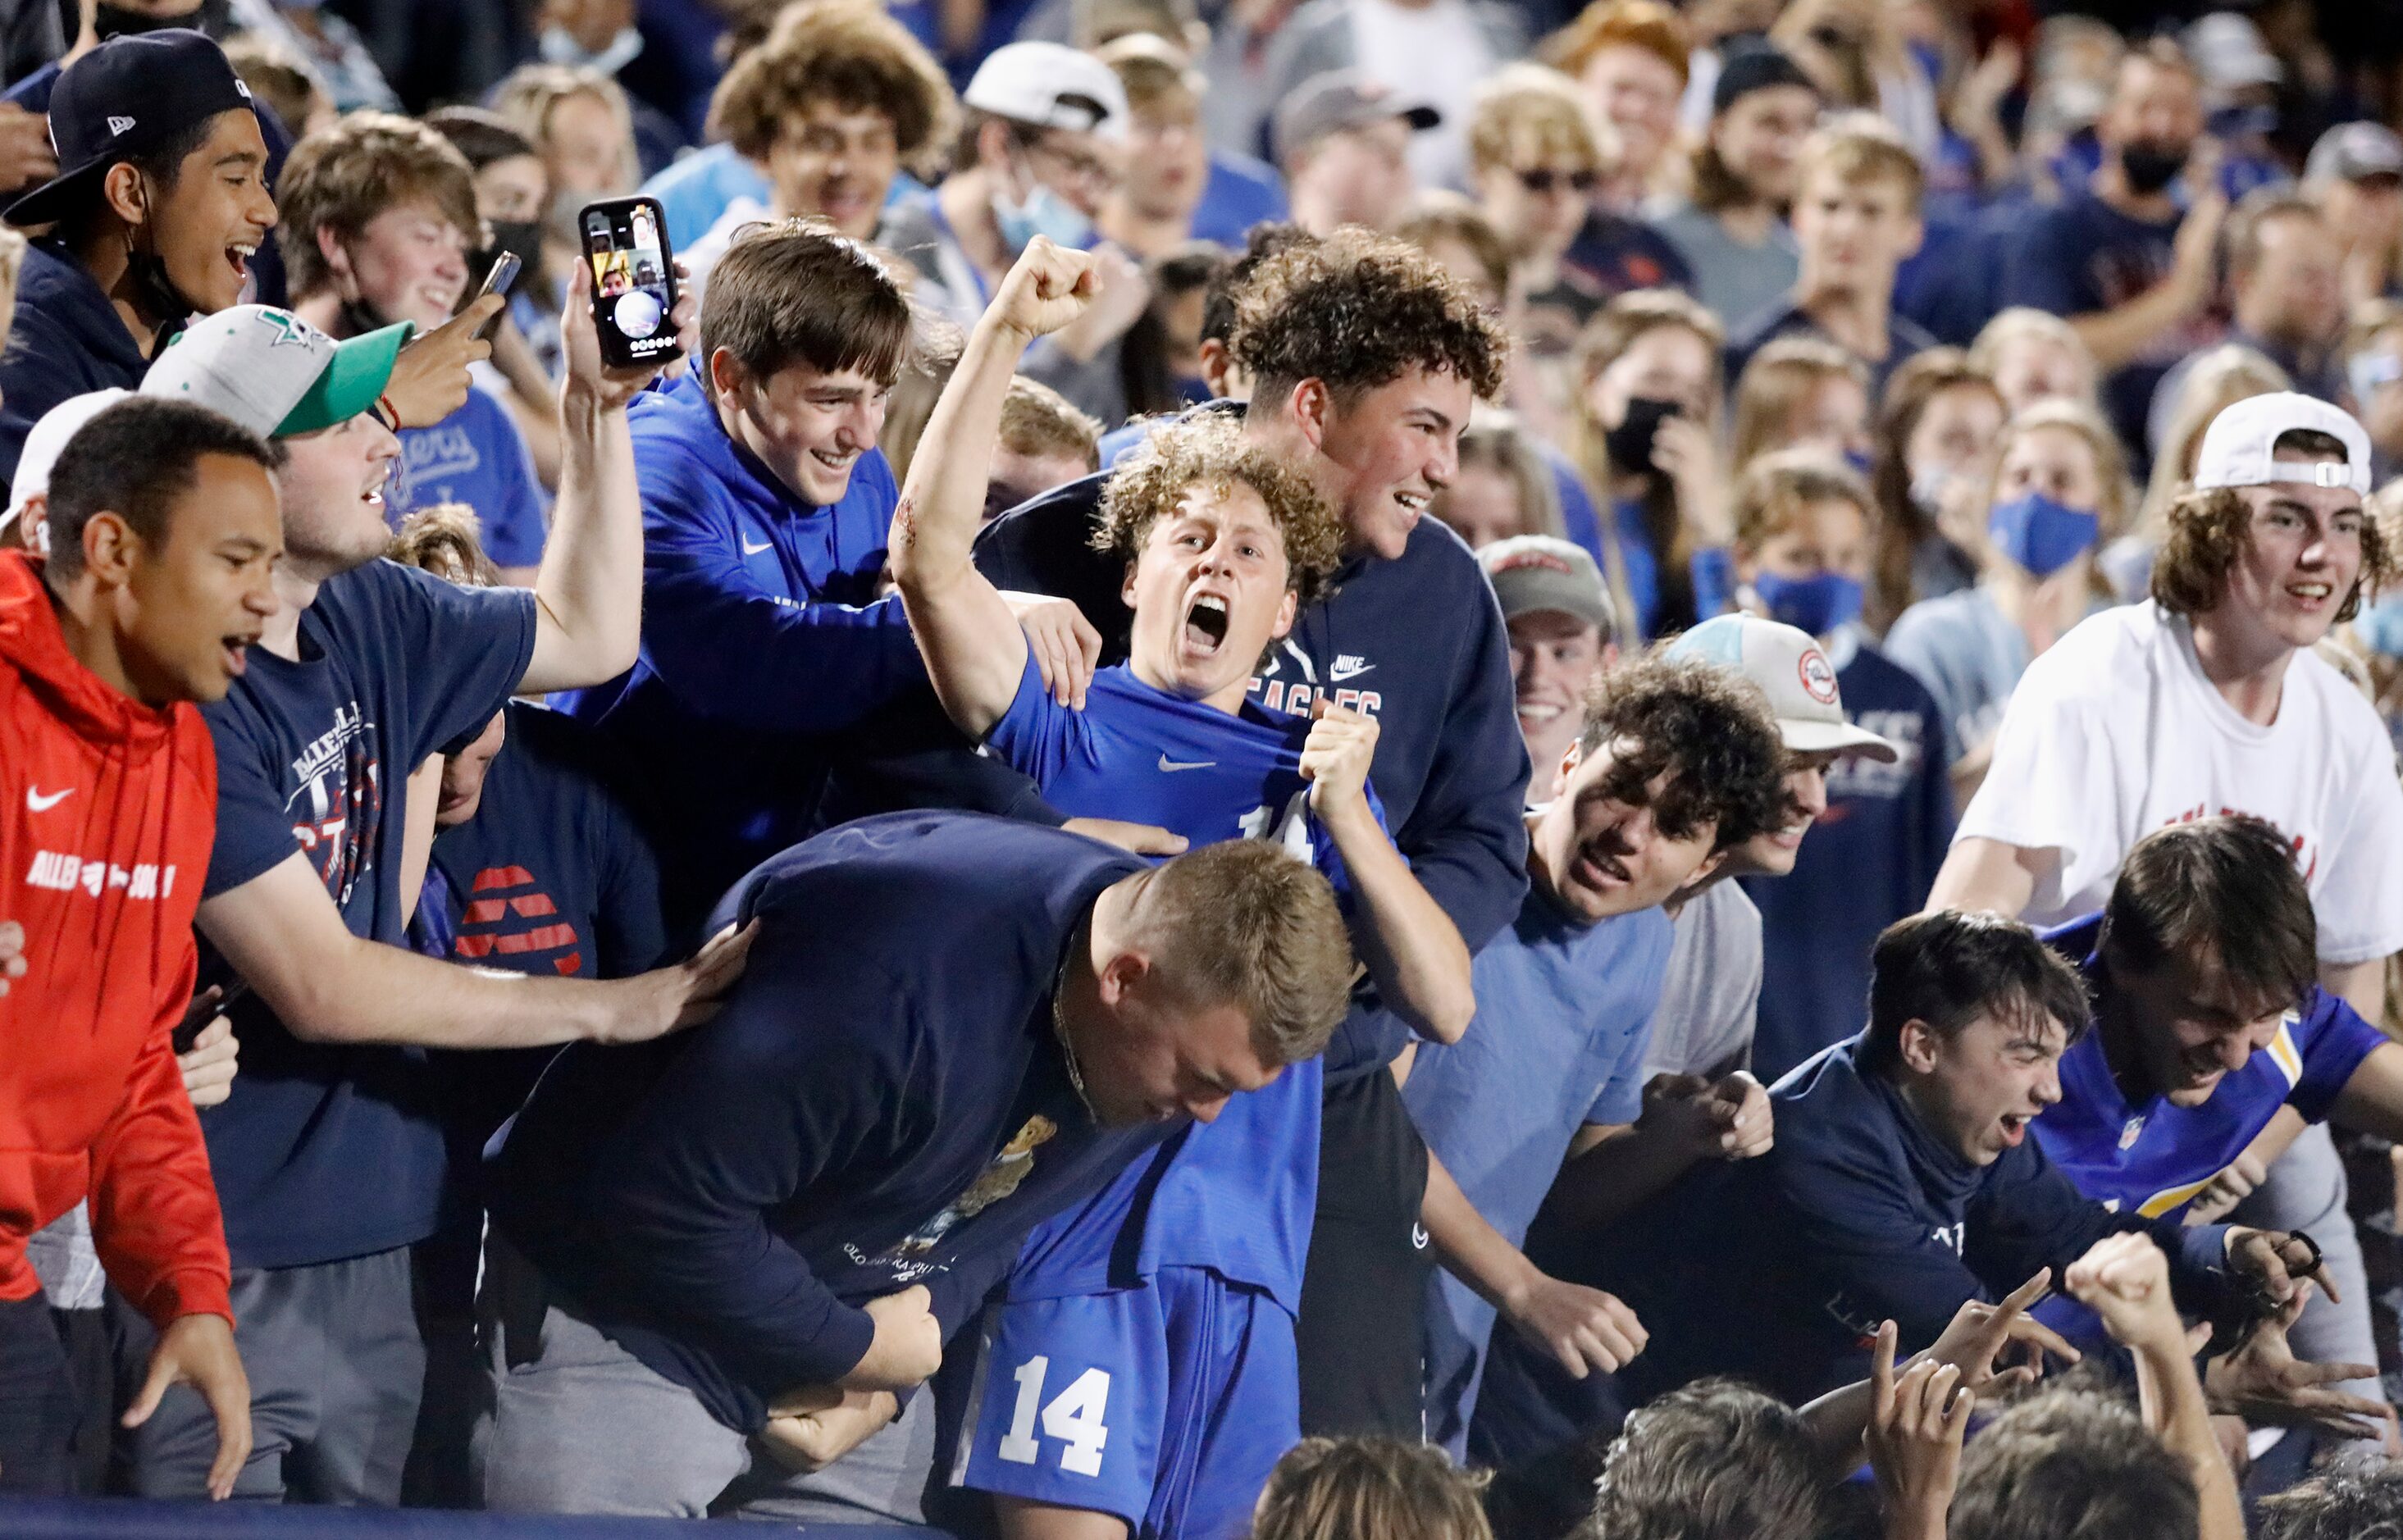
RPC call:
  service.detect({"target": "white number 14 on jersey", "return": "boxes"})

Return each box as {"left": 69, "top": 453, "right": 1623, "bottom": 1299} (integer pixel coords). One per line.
{"left": 996, "top": 1355, "right": 1111, "bottom": 1476}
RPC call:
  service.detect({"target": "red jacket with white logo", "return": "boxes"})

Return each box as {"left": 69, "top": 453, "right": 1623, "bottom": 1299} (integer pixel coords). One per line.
{"left": 0, "top": 550, "right": 230, "bottom": 1328}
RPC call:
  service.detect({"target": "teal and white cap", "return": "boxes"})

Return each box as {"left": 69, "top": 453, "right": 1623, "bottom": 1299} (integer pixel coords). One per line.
{"left": 1669, "top": 613, "right": 1898, "bottom": 763}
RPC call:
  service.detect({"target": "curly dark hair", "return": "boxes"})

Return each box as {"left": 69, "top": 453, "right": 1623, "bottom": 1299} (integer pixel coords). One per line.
{"left": 1574, "top": 650, "right": 1785, "bottom": 851}
{"left": 1092, "top": 414, "right": 1343, "bottom": 606}
{"left": 1229, "top": 227, "right": 1507, "bottom": 403}
{"left": 706, "top": 0, "right": 955, "bottom": 168}
{"left": 2152, "top": 431, "right": 2394, "bottom": 621}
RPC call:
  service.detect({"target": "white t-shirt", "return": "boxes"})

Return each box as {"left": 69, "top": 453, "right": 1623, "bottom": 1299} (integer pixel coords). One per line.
{"left": 1955, "top": 600, "right": 2403, "bottom": 963}
{"left": 1347, "top": 0, "right": 1490, "bottom": 191}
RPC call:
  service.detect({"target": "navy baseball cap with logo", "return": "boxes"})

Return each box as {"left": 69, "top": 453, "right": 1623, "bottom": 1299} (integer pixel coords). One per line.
{"left": 6, "top": 30, "right": 254, "bottom": 228}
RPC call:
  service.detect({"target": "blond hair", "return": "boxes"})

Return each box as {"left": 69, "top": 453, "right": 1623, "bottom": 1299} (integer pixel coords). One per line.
{"left": 1795, "top": 110, "right": 1923, "bottom": 207}
{"left": 1980, "top": 399, "right": 2134, "bottom": 561}
{"left": 1250, "top": 1437, "right": 1493, "bottom": 1540}
{"left": 276, "top": 113, "right": 483, "bottom": 302}
{"left": 1000, "top": 376, "right": 1102, "bottom": 472}
{"left": 1134, "top": 843, "right": 1354, "bottom": 1067}
{"left": 490, "top": 63, "right": 642, "bottom": 198}
{"left": 1967, "top": 308, "right": 2102, "bottom": 411}
{"left": 1441, "top": 407, "right": 1566, "bottom": 543}
{"left": 387, "top": 503, "right": 501, "bottom": 587}
{"left": 1572, "top": 288, "right": 1726, "bottom": 635}
{"left": 1466, "top": 62, "right": 1613, "bottom": 179}
{"left": 1095, "top": 414, "right": 1343, "bottom": 606}
{"left": 1729, "top": 335, "right": 1865, "bottom": 476}
{"left": 1733, "top": 448, "right": 1876, "bottom": 554}
{"left": 2138, "top": 344, "right": 2290, "bottom": 541}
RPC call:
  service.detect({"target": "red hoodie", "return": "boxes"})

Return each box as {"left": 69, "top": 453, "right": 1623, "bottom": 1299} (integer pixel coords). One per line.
{"left": 0, "top": 549, "right": 231, "bottom": 1328}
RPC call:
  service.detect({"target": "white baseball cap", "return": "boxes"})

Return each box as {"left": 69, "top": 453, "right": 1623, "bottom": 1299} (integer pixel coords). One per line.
{"left": 2192, "top": 392, "right": 2373, "bottom": 497}
{"left": 1668, "top": 614, "right": 1899, "bottom": 763}
{"left": 2, "top": 388, "right": 130, "bottom": 549}
{"left": 964, "top": 42, "right": 1128, "bottom": 141}
{"left": 140, "top": 304, "right": 413, "bottom": 440}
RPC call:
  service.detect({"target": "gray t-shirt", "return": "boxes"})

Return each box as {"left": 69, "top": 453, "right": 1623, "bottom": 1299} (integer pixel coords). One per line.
{"left": 1883, "top": 586, "right": 2031, "bottom": 767}
{"left": 1641, "top": 879, "right": 1762, "bottom": 1082}
{"left": 1652, "top": 204, "right": 1799, "bottom": 336}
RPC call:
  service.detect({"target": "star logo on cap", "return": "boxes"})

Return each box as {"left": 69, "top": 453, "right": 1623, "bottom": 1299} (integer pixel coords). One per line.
{"left": 106, "top": 115, "right": 135, "bottom": 136}
{"left": 257, "top": 311, "right": 323, "bottom": 349}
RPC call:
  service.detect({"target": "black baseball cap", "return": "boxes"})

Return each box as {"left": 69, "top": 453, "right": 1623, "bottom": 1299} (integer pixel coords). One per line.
{"left": 1712, "top": 43, "right": 1817, "bottom": 116}
{"left": 6, "top": 30, "right": 255, "bottom": 229}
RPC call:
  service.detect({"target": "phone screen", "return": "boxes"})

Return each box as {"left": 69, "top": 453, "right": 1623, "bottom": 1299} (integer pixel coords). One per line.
{"left": 583, "top": 199, "right": 677, "bottom": 365}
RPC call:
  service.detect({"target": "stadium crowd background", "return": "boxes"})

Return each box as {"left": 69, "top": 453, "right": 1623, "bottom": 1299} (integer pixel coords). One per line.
{"left": 5, "top": 0, "right": 2403, "bottom": 1538}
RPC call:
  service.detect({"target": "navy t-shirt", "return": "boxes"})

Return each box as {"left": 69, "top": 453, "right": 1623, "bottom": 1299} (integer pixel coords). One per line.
{"left": 199, "top": 560, "right": 537, "bottom": 1269}
{"left": 1999, "top": 190, "right": 2218, "bottom": 457}
{"left": 390, "top": 384, "right": 549, "bottom": 570}
{"left": 1744, "top": 640, "right": 1954, "bottom": 1082}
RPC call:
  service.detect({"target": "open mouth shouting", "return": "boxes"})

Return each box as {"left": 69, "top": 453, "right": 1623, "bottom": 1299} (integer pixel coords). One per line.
{"left": 1182, "top": 592, "right": 1230, "bottom": 658}
{"left": 1996, "top": 1111, "right": 2032, "bottom": 1149}
{"left": 226, "top": 241, "right": 256, "bottom": 284}
{"left": 221, "top": 626, "right": 262, "bottom": 679}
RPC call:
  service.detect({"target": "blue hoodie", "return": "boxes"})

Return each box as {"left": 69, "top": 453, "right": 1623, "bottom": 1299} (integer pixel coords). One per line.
{"left": 564, "top": 371, "right": 925, "bottom": 925}
{"left": 0, "top": 241, "right": 149, "bottom": 485}
{"left": 485, "top": 812, "right": 1170, "bottom": 1433}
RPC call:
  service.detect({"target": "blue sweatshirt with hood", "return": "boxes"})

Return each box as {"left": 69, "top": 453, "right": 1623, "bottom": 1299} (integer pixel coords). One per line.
{"left": 563, "top": 371, "right": 926, "bottom": 926}
{"left": 0, "top": 241, "right": 149, "bottom": 486}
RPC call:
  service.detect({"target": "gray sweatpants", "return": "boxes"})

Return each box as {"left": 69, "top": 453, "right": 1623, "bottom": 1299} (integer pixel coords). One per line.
{"left": 475, "top": 1238, "right": 935, "bottom": 1520}
{"left": 112, "top": 1246, "right": 426, "bottom": 1503}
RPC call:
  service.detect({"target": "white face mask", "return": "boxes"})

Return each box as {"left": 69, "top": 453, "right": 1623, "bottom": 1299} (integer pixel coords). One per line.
{"left": 540, "top": 24, "right": 644, "bottom": 78}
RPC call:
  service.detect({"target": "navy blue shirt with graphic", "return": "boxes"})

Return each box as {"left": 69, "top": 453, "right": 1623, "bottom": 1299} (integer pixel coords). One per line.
{"left": 485, "top": 812, "right": 1173, "bottom": 1433}
{"left": 199, "top": 559, "right": 536, "bottom": 1269}
{"left": 1744, "top": 641, "right": 1954, "bottom": 1081}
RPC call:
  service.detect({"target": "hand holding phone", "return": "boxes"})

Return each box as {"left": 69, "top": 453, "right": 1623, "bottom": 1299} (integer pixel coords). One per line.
{"left": 581, "top": 196, "right": 681, "bottom": 369}
{"left": 471, "top": 251, "right": 522, "bottom": 341}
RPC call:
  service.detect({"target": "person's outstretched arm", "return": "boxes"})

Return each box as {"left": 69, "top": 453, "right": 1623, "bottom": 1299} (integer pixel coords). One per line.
{"left": 892, "top": 239, "right": 1105, "bottom": 739}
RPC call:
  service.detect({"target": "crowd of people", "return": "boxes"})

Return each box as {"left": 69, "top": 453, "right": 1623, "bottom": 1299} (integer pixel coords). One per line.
{"left": 5, "top": 2, "right": 2403, "bottom": 1538}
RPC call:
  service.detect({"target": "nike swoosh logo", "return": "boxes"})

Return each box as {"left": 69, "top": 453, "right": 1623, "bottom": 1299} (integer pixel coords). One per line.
{"left": 1157, "top": 755, "right": 1215, "bottom": 772}
{"left": 25, "top": 786, "right": 71, "bottom": 812}
{"left": 741, "top": 536, "right": 773, "bottom": 556}
{"left": 1328, "top": 661, "right": 1375, "bottom": 681}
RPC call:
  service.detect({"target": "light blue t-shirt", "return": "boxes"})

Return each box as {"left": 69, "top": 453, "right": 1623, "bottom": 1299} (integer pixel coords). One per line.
{"left": 1881, "top": 585, "right": 2031, "bottom": 767}
{"left": 389, "top": 384, "right": 548, "bottom": 569}
{"left": 641, "top": 142, "right": 773, "bottom": 255}
{"left": 1402, "top": 895, "right": 1676, "bottom": 1451}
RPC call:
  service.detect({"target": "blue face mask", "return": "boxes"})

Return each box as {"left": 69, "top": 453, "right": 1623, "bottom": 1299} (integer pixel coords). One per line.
{"left": 1842, "top": 448, "right": 1875, "bottom": 479}
{"left": 1986, "top": 490, "right": 2100, "bottom": 579}
{"left": 2357, "top": 592, "right": 2403, "bottom": 658}
{"left": 994, "top": 179, "right": 1093, "bottom": 255}
{"left": 540, "top": 24, "right": 644, "bottom": 77}
{"left": 1753, "top": 569, "right": 1863, "bottom": 637}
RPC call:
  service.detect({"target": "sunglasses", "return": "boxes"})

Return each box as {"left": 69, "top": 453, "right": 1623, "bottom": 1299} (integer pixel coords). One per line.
{"left": 1515, "top": 167, "right": 1598, "bottom": 195}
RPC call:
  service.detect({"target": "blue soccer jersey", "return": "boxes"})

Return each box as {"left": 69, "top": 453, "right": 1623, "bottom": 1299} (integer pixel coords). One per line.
{"left": 2035, "top": 916, "right": 2387, "bottom": 1223}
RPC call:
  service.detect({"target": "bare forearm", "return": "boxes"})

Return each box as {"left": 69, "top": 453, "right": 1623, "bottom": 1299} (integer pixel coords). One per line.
{"left": 1423, "top": 1150, "right": 1543, "bottom": 1314}
{"left": 2133, "top": 1338, "right": 2245, "bottom": 1540}
{"left": 1924, "top": 836, "right": 2043, "bottom": 918}
{"left": 232, "top": 930, "right": 622, "bottom": 1048}
{"left": 525, "top": 390, "right": 641, "bottom": 692}
{"left": 2070, "top": 284, "right": 2200, "bottom": 372}
{"left": 1325, "top": 801, "right": 1473, "bottom": 1044}
{"left": 891, "top": 316, "right": 1032, "bottom": 591}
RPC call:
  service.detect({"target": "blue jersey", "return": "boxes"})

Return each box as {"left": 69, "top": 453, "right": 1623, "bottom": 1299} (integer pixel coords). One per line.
{"left": 2036, "top": 915, "right": 2387, "bottom": 1223}
{"left": 986, "top": 656, "right": 1384, "bottom": 1313}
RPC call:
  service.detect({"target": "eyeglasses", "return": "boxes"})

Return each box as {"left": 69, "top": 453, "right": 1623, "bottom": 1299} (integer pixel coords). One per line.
{"left": 1514, "top": 167, "right": 1598, "bottom": 195}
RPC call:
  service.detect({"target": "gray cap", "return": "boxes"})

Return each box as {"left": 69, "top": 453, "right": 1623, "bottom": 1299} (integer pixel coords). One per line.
{"left": 1480, "top": 535, "right": 1614, "bottom": 637}
{"left": 1272, "top": 70, "right": 1439, "bottom": 166}
{"left": 2307, "top": 121, "right": 2403, "bottom": 185}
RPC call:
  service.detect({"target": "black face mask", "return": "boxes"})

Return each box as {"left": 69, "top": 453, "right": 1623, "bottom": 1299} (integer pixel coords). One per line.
{"left": 2119, "top": 139, "right": 2191, "bottom": 196}
{"left": 472, "top": 219, "right": 544, "bottom": 298}
{"left": 1604, "top": 396, "right": 1682, "bottom": 476}
{"left": 95, "top": 0, "right": 230, "bottom": 42}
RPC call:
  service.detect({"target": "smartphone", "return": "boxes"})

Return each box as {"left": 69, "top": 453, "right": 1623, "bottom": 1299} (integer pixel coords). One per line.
{"left": 581, "top": 195, "right": 679, "bottom": 369}
{"left": 470, "top": 250, "right": 521, "bottom": 341}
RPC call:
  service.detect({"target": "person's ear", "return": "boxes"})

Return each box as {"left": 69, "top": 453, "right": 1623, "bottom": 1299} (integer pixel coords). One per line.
{"left": 314, "top": 224, "right": 355, "bottom": 291}
{"left": 1197, "top": 337, "right": 1232, "bottom": 399}
{"left": 1897, "top": 1017, "right": 1941, "bottom": 1076}
{"left": 80, "top": 509, "right": 139, "bottom": 586}
{"left": 1270, "top": 587, "right": 1299, "bottom": 640}
{"left": 1898, "top": 213, "right": 1924, "bottom": 263}
{"left": 707, "top": 346, "right": 748, "bottom": 407}
{"left": 99, "top": 163, "right": 147, "bottom": 228}
{"left": 1118, "top": 557, "right": 1141, "bottom": 609}
{"left": 1549, "top": 740, "right": 1581, "bottom": 800}
{"left": 1094, "top": 947, "right": 1152, "bottom": 1009}
{"left": 1289, "top": 377, "right": 1331, "bottom": 453}
{"left": 1686, "top": 847, "right": 1730, "bottom": 886}
{"left": 978, "top": 117, "right": 1014, "bottom": 174}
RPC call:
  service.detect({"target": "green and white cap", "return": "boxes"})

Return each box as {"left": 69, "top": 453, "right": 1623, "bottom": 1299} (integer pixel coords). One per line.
{"left": 141, "top": 305, "right": 413, "bottom": 440}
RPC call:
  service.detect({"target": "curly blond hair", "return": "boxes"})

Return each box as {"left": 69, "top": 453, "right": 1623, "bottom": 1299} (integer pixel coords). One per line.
{"left": 1092, "top": 414, "right": 1343, "bottom": 605}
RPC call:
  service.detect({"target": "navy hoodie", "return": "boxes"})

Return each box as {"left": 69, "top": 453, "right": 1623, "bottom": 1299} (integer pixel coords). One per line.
{"left": 0, "top": 241, "right": 150, "bottom": 485}
{"left": 829, "top": 412, "right": 1532, "bottom": 1069}
{"left": 485, "top": 812, "right": 1171, "bottom": 1433}
{"left": 563, "top": 371, "right": 926, "bottom": 927}
{"left": 1475, "top": 1032, "right": 2239, "bottom": 1463}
